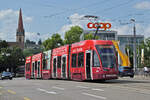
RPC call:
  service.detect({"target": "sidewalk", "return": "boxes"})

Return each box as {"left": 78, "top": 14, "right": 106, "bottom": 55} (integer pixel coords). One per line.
{"left": 133, "top": 75, "right": 150, "bottom": 80}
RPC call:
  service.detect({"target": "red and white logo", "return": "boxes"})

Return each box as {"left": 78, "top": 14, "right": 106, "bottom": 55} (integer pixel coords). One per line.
{"left": 87, "top": 22, "right": 111, "bottom": 30}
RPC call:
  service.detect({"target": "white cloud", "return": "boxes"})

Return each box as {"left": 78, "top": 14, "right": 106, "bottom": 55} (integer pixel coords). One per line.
{"left": 58, "top": 13, "right": 87, "bottom": 38}
{"left": 0, "top": 9, "right": 33, "bottom": 42}
{"left": 115, "top": 25, "right": 131, "bottom": 35}
{"left": 134, "top": 1, "right": 150, "bottom": 10}
{"left": 59, "top": 13, "right": 150, "bottom": 40}
{"left": 25, "top": 32, "right": 52, "bottom": 43}
{"left": 113, "top": 23, "right": 150, "bottom": 38}
{"left": 25, "top": 32, "right": 38, "bottom": 42}
{"left": 0, "top": 9, "right": 18, "bottom": 20}
{"left": 24, "top": 17, "right": 33, "bottom": 23}
{"left": 144, "top": 25, "right": 150, "bottom": 38}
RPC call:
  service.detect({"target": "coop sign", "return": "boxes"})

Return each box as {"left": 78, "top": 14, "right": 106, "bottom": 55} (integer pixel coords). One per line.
{"left": 87, "top": 22, "right": 111, "bottom": 30}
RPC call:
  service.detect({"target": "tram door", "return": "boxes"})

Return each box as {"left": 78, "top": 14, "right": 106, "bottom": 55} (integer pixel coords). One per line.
{"left": 53, "top": 57, "right": 57, "bottom": 78}
{"left": 32, "top": 62, "right": 35, "bottom": 78}
{"left": 86, "top": 50, "right": 92, "bottom": 80}
{"left": 61, "top": 55, "right": 67, "bottom": 78}
{"left": 37, "top": 61, "right": 41, "bottom": 78}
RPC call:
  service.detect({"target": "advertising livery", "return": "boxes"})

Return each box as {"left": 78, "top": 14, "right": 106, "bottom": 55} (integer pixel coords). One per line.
{"left": 25, "top": 40, "right": 118, "bottom": 81}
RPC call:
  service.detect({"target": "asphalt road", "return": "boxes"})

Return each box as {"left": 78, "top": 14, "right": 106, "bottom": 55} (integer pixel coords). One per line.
{"left": 0, "top": 76, "right": 150, "bottom": 100}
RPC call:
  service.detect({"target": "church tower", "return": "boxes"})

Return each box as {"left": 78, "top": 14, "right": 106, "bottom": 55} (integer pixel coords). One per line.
{"left": 16, "top": 8, "right": 25, "bottom": 44}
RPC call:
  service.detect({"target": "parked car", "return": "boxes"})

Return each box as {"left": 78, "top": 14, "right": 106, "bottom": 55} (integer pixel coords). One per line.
{"left": 118, "top": 66, "right": 134, "bottom": 78}
{"left": 1, "top": 72, "right": 13, "bottom": 80}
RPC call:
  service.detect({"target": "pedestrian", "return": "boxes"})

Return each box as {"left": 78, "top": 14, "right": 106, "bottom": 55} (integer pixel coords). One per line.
{"left": 143, "top": 66, "right": 149, "bottom": 77}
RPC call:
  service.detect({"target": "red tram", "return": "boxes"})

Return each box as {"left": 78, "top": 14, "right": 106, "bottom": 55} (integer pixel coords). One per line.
{"left": 25, "top": 56, "right": 32, "bottom": 79}
{"left": 25, "top": 40, "right": 118, "bottom": 81}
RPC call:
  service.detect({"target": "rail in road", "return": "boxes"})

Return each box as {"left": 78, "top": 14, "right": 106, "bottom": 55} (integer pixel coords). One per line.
{"left": 0, "top": 77, "right": 150, "bottom": 100}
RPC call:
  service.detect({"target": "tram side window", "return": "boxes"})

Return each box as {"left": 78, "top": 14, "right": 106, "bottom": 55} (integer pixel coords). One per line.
{"left": 32, "top": 63, "right": 35, "bottom": 70}
{"left": 57, "top": 56, "right": 61, "bottom": 68}
{"left": 43, "top": 59, "right": 47, "bottom": 70}
{"left": 38, "top": 61, "right": 40, "bottom": 69}
{"left": 78, "top": 52, "right": 84, "bottom": 67}
{"left": 35, "top": 61, "right": 37, "bottom": 70}
{"left": 62, "top": 56, "right": 66, "bottom": 68}
{"left": 93, "top": 51, "right": 100, "bottom": 67}
{"left": 53, "top": 58, "right": 57, "bottom": 69}
{"left": 72, "top": 54, "right": 77, "bottom": 68}
{"left": 26, "top": 63, "right": 30, "bottom": 71}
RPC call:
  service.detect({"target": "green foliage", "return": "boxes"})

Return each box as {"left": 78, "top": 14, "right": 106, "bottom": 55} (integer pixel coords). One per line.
{"left": 84, "top": 33, "right": 99, "bottom": 40}
{"left": 26, "top": 39, "right": 36, "bottom": 44}
{"left": 0, "top": 40, "right": 8, "bottom": 51}
{"left": 42, "top": 33, "right": 64, "bottom": 50}
{"left": 139, "top": 37, "right": 150, "bottom": 67}
{"left": 0, "top": 46, "right": 24, "bottom": 72}
{"left": 23, "top": 47, "right": 43, "bottom": 57}
{"left": 38, "top": 39, "right": 42, "bottom": 45}
{"left": 64, "top": 26, "right": 83, "bottom": 44}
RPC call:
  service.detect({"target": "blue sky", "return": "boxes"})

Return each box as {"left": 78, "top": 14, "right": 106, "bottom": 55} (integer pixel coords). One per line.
{"left": 0, "top": 0, "right": 150, "bottom": 42}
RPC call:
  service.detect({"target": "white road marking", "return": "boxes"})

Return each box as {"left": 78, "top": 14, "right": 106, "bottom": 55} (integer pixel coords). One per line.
{"left": 77, "top": 86, "right": 89, "bottom": 89}
{"left": 45, "top": 91, "right": 57, "bottom": 94}
{"left": 37, "top": 88, "right": 57, "bottom": 94}
{"left": 37, "top": 88, "right": 46, "bottom": 92}
{"left": 92, "top": 88, "right": 104, "bottom": 91}
{"left": 82, "top": 93, "right": 107, "bottom": 100}
{"left": 52, "top": 86, "right": 65, "bottom": 90}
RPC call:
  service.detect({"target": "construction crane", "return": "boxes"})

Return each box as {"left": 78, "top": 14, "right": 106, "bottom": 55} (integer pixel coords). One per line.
{"left": 112, "top": 40, "right": 134, "bottom": 78}
{"left": 112, "top": 40, "right": 130, "bottom": 67}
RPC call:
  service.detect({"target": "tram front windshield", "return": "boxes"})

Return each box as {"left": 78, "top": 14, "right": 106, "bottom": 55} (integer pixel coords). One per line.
{"left": 96, "top": 45, "right": 116, "bottom": 68}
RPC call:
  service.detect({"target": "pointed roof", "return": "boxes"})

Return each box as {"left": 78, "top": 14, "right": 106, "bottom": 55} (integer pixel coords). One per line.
{"left": 17, "top": 8, "right": 24, "bottom": 33}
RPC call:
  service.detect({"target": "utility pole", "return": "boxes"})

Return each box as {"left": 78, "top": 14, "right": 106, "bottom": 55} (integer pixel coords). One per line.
{"left": 131, "top": 19, "right": 137, "bottom": 73}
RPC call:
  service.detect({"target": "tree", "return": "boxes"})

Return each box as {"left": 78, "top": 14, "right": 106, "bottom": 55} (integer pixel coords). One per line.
{"left": 23, "top": 47, "right": 43, "bottom": 57}
{"left": 38, "top": 39, "right": 42, "bottom": 45}
{"left": 84, "top": 33, "right": 99, "bottom": 40}
{"left": 0, "top": 40, "right": 8, "bottom": 51}
{"left": 26, "top": 39, "right": 36, "bottom": 44}
{"left": 0, "top": 46, "right": 25, "bottom": 72}
{"left": 42, "top": 33, "right": 64, "bottom": 50}
{"left": 64, "top": 26, "right": 83, "bottom": 44}
{"left": 0, "top": 48, "right": 10, "bottom": 72}
{"left": 139, "top": 37, "right": 150, "bottom": 68}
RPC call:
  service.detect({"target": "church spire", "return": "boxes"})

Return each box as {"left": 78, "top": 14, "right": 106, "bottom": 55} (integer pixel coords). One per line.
{"left": 17, "top": 8, "right": 24, "bottom": 34}
{"left": 16, "top": 8, "right": 25, "bottom": 45}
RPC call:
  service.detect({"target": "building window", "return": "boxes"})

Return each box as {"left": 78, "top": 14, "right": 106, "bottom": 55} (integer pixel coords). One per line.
{"left": 19, "top": 37, "right": 21, "bottom": 42}
{"left": 78, "top": 52, "right": 84, "bottom": 67}
{"left": 72, "top": 54, "right": 77, "bottom": 68}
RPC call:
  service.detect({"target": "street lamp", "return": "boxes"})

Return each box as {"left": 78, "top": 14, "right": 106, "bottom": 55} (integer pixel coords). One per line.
{"left": 130, "top": 18, "right": 137, "bottom": 73}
